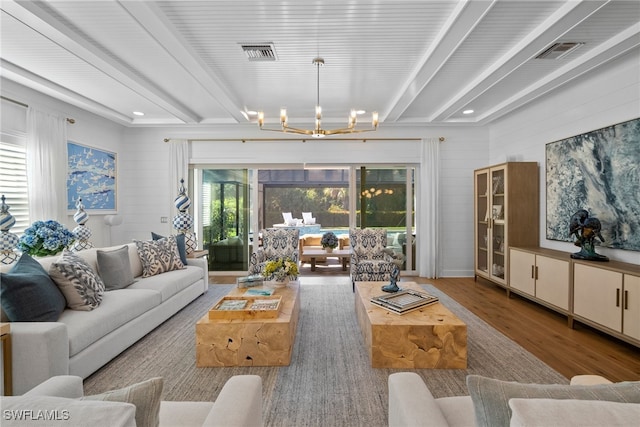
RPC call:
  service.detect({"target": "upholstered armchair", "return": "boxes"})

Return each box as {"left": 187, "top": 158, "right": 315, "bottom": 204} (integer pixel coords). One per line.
{"left": 249, "top": 228, "right": 300, "bottom": 275}
{"left": 349, "top": 228, "right": 402, "bottom": 291}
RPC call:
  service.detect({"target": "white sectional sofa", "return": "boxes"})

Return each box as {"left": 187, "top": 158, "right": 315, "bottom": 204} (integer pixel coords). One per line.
{"left": 1, "top": 242, "right": 208, "bottom": 395}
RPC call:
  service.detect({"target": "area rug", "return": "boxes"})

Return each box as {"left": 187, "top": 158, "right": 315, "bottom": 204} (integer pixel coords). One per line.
{"left": 83, "top": 277, "right": 568, "bottom": 427}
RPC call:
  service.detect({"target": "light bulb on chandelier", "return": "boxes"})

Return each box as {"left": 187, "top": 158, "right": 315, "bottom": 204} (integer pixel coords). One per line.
{"left": 257, "top": 57, "right": 378, "bottom": 137}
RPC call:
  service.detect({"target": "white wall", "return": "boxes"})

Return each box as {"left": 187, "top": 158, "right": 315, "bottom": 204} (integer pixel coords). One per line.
{"left": 118, "top": 125, "right": 489, "bottom": 277}
{"left": 489, "top": 49, "right": 640, "bottom": 265}
{"left": 1, "top": 79, "right": 125, "bottom": 247}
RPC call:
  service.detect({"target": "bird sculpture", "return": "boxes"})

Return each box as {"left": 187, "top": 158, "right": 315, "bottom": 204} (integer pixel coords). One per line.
{"left": 569, "top": 209, "right": 609, "bottom": 261}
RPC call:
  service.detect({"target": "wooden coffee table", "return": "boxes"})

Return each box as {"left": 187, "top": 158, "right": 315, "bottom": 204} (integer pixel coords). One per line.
{"left": 354, "top": 281, "right": 467, "bottom": 369}
{"left": 196, "top": 281, "right": 300, "bottom": 367}
{"left": 302, "top": 248, "right": 351, "bottom": 271}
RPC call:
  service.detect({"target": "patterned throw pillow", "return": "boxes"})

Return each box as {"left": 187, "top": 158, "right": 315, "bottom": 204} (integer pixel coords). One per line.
{"left": 134, "top": 235, "right": 185, "bottom": 278}
{"left": 49, "top": 250, "right": 105, "bottom": 311}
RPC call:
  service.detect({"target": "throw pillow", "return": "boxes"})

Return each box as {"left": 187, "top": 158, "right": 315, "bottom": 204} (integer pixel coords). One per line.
{"left": 135, "top": 235, "right": 185, "bottom": 278}
{"left": 49, "top": 250, "right": 105, "bottom": 311}
{"left": 0, "top": 253, "right": 67, "bottom": 321}
{"left": 83, "top": 377, "right": 163, "bottom": 427}
{"left": 96, "top": 246, "right": 135, "bottom": 290}
{"left": 151, "top": 232, "right": 188, "bottom": 265}
{"left": 466, "top": 375, "right": 640, "bottom": 427}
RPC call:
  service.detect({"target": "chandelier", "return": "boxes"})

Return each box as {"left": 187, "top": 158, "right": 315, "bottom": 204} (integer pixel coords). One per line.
{"left": 258, "top": 57, "right": 378, "bottom": 138}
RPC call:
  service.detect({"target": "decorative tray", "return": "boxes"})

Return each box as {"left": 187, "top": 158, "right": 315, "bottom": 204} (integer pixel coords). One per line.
{"left": 370, "top": 289, "right": 439, "bottom": 315}
{"left": 209, "top": 295, "right": 282, "bottom": 320}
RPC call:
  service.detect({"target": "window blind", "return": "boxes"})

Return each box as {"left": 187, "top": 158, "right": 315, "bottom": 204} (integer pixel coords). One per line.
{"left": 0, "top": 141, "right": 29, "bottom": 234}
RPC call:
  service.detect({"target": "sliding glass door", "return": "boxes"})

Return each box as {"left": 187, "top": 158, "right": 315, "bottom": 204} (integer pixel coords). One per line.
{"left": 195, "top": 169, "right": 251, "bottom": 272}
{"left": 193, "top": 165, "right": 416, "bottom": 274}
{"left": 355, "top": 167, "right": 416, "bottom": 272}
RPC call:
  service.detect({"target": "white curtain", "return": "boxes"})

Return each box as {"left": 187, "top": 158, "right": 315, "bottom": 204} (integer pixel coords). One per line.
{"left": 420, "top": 137, "right": 440, "bottom": 278}
{"left": 26, "top": 107, "right": 67, "bottom": 221}
{"left": 168, "top": 139, "right": 189, "bottom": 229}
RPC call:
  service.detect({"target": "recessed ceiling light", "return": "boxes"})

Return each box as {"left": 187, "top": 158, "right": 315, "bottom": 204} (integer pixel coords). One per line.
{"left": 356, "top": 110, "right": 366, "bottom": 115}
{"left": 463, "top": 109, "right": 474, "bottom": 115}
{"left": 133, "top": 111, "right": 145, "bottom": 116}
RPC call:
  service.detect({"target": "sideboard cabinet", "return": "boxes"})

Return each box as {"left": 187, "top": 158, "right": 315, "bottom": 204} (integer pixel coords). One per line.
{"left": 573, "top": 260, "right": 640, "bottom": 343}
{"left": 509, "top": 247, "right": 640, "bottom": 347}
{"left": 474, "top": 162, "right": 539, "bottom": 288}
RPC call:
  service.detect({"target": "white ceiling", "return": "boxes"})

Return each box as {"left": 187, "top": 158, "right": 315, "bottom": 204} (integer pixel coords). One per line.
{"left": 1, "top": 0, "right": 639, "bottom": 129}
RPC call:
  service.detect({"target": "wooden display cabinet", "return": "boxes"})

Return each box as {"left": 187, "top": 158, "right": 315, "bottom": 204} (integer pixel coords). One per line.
{"left": 474, "top": 162, "right": 539, "bottom": 289}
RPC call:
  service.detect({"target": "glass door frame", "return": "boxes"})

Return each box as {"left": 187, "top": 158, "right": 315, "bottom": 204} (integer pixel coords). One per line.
{"left": 192, "top": 163, "right": 418, "bottom": 275}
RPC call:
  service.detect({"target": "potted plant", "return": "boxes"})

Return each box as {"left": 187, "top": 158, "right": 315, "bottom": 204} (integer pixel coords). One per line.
{"left": 321, "top": 231, "right": 339, "bottom": 253}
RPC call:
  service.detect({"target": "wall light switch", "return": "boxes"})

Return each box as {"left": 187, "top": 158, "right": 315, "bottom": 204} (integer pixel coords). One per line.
{"left": 160, "top": 217, "right": 168, "bottom": 223}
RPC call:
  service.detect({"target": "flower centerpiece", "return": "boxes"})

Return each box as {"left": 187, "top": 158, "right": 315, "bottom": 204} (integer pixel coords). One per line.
{"left": 321, "top": 231, "right": 339, "bottom": 252}
{"left": 18, "top": 220, "right": 75, "bottom": 257}
{"left": 263, "top": 257, "right": 299, "bottom": 283}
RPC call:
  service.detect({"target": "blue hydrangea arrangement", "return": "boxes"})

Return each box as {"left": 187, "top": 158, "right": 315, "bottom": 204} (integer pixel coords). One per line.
{"left": 18, "top": 220, "right": 75, "bottom": 257}
{"left": 321, "top": 231, "right": 339, "bottom": 249}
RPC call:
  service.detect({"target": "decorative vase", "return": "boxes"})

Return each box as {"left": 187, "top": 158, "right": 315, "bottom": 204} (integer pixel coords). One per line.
{"left": 267, "top": 277, "right": 289, "bottom": 288}
{"left": 325, "top": 247, "right": 333, "bottom": 253}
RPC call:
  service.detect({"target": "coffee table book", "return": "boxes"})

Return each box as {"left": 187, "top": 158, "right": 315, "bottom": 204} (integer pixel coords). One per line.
{"left": 370, "top": 290, "right": 439, "bottom": 315}
{"left": 209, "top": 295, "right": 282, "bottom": 320}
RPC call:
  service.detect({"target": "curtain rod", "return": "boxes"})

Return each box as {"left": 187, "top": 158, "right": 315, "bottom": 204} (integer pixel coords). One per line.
{"left": 163, "top": 137, "right": 444, "bottom": 143}
{"left": 1, "top": 95, "right": 76, "bottom": 124}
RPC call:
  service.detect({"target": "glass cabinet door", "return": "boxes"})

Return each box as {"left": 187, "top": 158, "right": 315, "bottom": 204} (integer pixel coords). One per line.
{"left": 490, "top": 167, "right": 506, "bottom": 281}
{"left": 475, "top": 170, "right": 489, "bottom": 276}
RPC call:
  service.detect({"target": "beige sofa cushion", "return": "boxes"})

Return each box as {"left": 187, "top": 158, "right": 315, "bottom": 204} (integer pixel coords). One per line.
{"left": 59, "top": 288, "right": 161, "bottom": 356}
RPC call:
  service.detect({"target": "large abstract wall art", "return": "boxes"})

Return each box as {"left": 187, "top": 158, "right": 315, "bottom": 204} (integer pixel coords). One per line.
{"left": 67, "top": 141, "right": 117, "bottom": 212}
{"left": 546, "top": 118, "right": 640, "bottom": 251}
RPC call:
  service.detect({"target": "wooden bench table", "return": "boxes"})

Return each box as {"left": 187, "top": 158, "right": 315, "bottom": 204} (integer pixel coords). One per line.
{"left": 196, "top": 281, "right": 300, "bottom": 367}
{"left": 301, "top": 248, "right": 351, "bottom": 271}
{"left": 354, "top": 281, "right": 467, "bottom": 369}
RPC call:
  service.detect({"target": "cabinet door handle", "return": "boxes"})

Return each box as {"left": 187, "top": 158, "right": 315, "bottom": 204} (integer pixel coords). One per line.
{"left": 534, "top": 266, "right": 539, "bottom": 280}
{"left": 624, "top": 290, "right": 628, "bottom": 310}
{"left": 531, "top": 265, "right": 534, "bottom": 279}
{"left": 616, "top": 288, "right": 620, "bottom": 307}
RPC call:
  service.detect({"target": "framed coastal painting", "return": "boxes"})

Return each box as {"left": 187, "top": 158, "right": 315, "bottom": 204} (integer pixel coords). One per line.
{"left": 66, "top": 141, "right": 117, "bottom": 212}
{"left": 545, "top": 118, "right": 640, "bottom": 251}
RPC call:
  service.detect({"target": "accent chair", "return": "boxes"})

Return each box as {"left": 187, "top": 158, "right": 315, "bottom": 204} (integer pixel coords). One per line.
{"left": 249, "top": 228, "right": 300, "bottom": 276}
{"left": 349, "top": 228, "right": 400, "bottom": 291}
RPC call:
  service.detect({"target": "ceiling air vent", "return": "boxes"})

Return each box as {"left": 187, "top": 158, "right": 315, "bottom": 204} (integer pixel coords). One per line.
{"left": 240, "top": 43, "right": 277, "bottom": 61}
{"left": 536, "top": 42, "right": 584, "bottom": 60}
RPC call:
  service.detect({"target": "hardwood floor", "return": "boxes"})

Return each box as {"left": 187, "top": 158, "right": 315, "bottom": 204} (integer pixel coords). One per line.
{"left": 210, "top": 271, "right": 640, "bottom": 382}
{"left": 416, "top": 276, "right": 640, "bottom": 382}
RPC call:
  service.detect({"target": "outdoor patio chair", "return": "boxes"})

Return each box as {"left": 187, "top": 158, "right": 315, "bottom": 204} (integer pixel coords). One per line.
{"left": 302, "top": 212, "right": 316, "bottom": 224}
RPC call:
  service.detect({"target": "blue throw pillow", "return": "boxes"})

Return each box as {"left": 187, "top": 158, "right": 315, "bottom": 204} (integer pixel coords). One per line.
{"left": 151, "top": 232, "right": 188, "bottom": 265}
{"left": 0, "top": 253, "right": 67, "bottom": 321}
